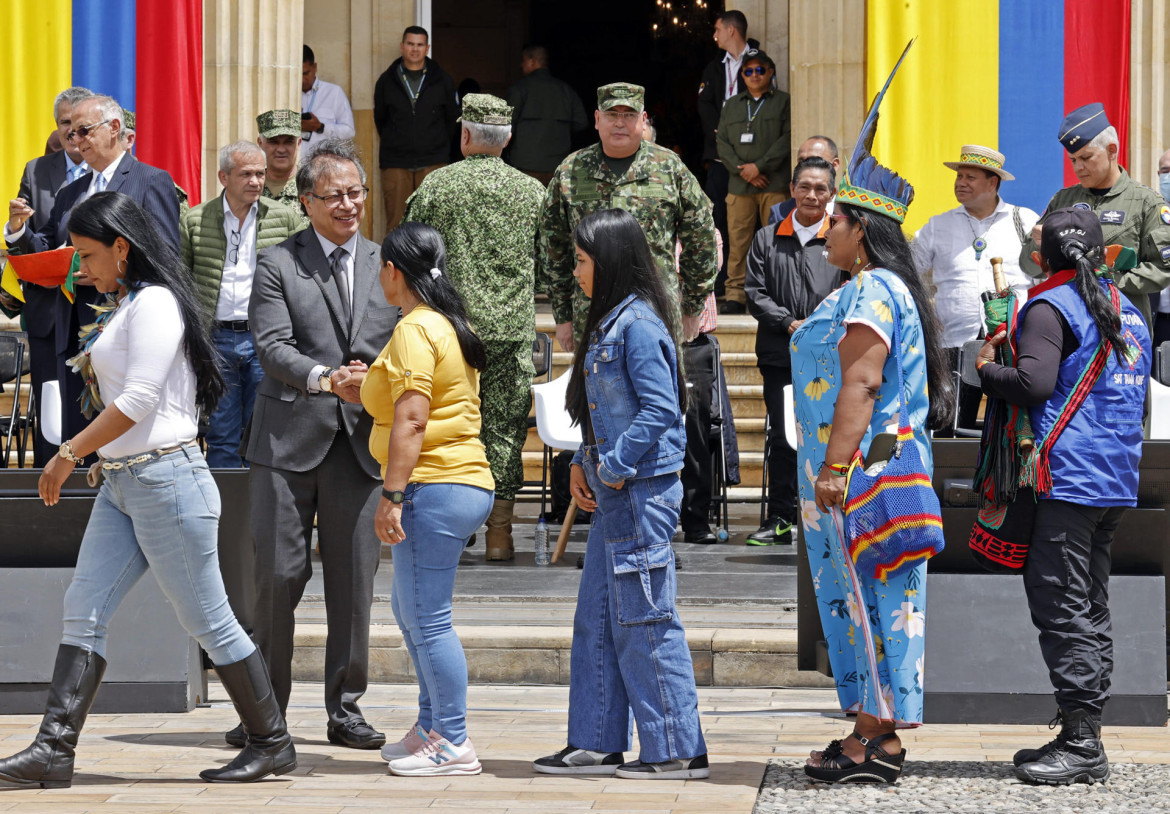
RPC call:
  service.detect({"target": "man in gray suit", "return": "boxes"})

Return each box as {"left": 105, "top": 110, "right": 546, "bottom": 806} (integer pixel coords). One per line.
{"left": 8, "top": 86, "right": 93, "bottom": 464}
{"left": 239, "top": 138, "right": 398, "bottom": 750}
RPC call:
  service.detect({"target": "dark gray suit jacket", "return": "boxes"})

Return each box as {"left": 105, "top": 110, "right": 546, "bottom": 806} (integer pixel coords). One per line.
{"left": 246, "top": 228, "right": 399, "bottom": 477}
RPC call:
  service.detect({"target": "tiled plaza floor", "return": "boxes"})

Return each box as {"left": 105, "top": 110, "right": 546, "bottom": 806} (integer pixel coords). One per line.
{"left": 0, "top": 681, "right": 1167, "bottom": 813}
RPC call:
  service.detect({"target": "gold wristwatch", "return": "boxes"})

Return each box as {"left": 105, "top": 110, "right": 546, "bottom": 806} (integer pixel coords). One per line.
{"left": 58, "top": 441, "right": 84, "bottom": 464}
{"left": 318, "top": 367, "right": 336, "bottom": 393}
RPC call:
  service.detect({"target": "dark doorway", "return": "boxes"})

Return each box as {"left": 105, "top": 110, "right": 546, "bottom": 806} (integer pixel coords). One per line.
{"left": 432, "top": 0, "right": 722, "bottom": 176}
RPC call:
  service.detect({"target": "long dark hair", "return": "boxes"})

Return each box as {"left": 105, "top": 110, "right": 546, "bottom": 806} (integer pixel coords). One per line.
{"left": 1045, "top": 238, "right": 1129, "bottom": 363}
{"left": 565, "top": 209, "right": 687, "bottom": 427}
{"left": 381, "top": 222, "right": 486, "bottom": 370}
{"left": 68, "top": 191, "right": 224, "bottom": 415}
{"left": 837, "top": 202, "right": 954, "bottom": 430}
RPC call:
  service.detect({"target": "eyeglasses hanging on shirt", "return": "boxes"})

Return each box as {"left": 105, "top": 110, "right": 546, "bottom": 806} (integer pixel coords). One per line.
{"left": 228, "top": 229, "right": 241, "bottom": 265}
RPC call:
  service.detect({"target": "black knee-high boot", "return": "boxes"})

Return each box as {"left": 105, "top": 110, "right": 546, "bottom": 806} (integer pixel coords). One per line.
{"left": 199, "top": 649, "right": 296, "bottom": 782}
{"left": 0, "top": 645, "right": 106, "bottom": 789}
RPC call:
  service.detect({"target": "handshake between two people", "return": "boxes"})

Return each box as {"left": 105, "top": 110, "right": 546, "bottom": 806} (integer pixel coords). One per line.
{"left": 330, "top": 360, "right": 368, "bottom": 403}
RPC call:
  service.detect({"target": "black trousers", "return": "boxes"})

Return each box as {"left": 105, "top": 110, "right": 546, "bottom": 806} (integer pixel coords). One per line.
{"left": 249, "top": 437, "right": 381, "bottom": 726}
{"left": 1024, "top": 499, "right": 1124, "bottom": 715}
{"left": 679, "top": 336, "right": 716, "bottom": 533}
{"left": 935, "top": 346, "right": 983, "bottom": 436}
{"left": 704, "top": 161, "right": 730, "bottom": 289}
{"left": 1153, "top": 312, "right": 1170, "bottom": 349}
{"left": 759, "top": 364, "right": 797, "bottom": 523}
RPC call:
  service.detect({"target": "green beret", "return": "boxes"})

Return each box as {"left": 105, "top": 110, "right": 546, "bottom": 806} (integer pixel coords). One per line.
{"left": 458, "top": 93, "right": 513, "bottom": 126}
{"left": 256, "top": 109, "right": 301, "bottom": 139}
{"left": 596, "top": 82, "right": 645, "bottom": 113}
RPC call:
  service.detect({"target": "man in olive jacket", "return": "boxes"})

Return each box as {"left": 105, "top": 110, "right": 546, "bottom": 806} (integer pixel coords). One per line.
{"left": 180, "top": 140, "right": 305, "bottom": 467}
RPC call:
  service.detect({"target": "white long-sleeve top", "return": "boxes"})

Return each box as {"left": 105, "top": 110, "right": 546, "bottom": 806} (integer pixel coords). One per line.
{"left": 89, "top": 285, "right": 198, "bottom": 459}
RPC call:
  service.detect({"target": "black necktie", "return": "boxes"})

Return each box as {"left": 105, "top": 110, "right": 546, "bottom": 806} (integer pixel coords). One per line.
{"left": 330, "top": 246, "right": 351, "bottom": 325}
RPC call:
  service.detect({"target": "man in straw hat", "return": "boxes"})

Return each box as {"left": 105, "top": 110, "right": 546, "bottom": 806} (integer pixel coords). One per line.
{"left": 912, "top": 144, "right": 1037, "bottom": 433}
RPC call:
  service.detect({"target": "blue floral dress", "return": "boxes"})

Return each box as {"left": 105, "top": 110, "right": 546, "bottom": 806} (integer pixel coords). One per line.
{"left": 790, "top": 268, "right": 931, "bottom": 726}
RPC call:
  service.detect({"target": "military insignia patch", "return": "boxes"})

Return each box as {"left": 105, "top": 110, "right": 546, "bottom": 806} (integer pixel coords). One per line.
{"left": 1100, "top": 210, "right": 1125, "bottom": 225}
{"left": 698, "top": 82, "right": 706, "bottom": 96}
{"left": 1161, "top": 246, "right": 1170, "bottom": 262}
{"left": 1072, "top": 202, "right": 1092, "bottom": 211}
{"left": 1160, "top": 205, "right": 1170, "bottom": 225}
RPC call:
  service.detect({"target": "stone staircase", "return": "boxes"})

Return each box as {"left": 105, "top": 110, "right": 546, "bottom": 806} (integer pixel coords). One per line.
{"left": 526, "top": 310, "right": 767, "bottom": 488}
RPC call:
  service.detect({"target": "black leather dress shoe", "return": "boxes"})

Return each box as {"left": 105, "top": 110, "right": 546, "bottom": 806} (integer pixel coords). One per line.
{"left": 718, "top": 300, "right": 746, "bottom": 315}
{"left": 682, "top": 527, "right": 719, "bottom": 544}
{"left": 326, "top": 719, "right": 386, "bottom": 749}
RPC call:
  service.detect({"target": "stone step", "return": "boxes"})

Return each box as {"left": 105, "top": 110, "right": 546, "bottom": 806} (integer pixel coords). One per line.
{"left": 536, "top": 313, "right": 761, "bottom": 355}
{"left": 522, "top": 450, "right": 766, "bottom": 486}
{"left": 290, "top": 622, "right": 832, "bottom": 689}
{"left": 521, "top": 417, "right": 768, "bottom": 454}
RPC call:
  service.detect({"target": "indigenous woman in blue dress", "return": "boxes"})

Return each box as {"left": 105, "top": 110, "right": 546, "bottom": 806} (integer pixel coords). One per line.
{"left": 793, "top": 44, "right": 954, "bottom": 784}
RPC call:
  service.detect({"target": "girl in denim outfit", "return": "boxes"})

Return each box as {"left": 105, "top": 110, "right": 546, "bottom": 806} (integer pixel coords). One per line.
{"left": 533, "top": 209, "right": 708, "bottom": 780}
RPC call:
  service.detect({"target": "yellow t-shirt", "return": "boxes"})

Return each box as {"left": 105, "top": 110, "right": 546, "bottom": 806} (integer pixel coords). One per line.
{"left": 360, "top": 304, "right": 495, "bottom": 490}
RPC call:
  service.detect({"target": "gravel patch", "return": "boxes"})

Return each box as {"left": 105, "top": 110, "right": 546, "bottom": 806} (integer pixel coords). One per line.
{"left": 753, "top": 759, "right": 1170, "bottom": 813}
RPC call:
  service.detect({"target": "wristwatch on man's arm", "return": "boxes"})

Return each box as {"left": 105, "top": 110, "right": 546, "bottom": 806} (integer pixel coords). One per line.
{"left": 317, "top": 367, "right": 336, "bottom": 394}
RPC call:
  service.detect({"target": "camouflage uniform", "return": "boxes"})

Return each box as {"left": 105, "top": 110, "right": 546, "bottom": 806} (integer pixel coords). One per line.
{"left": 538, "top": 88, "right": 718, "bottom": 341}
{"left": 403, "top": 97, "right": 546, "bottom": 500}
{"left": 257, "top": 109, "right": 310, "bottom": 229}
{"left": 1020, "top": 169, "right": 1170, "bottom": 327}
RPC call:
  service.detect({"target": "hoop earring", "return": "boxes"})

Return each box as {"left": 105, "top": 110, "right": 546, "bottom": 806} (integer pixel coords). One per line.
{"left": 117, "top": 259, "right": 128, "bottom": 287}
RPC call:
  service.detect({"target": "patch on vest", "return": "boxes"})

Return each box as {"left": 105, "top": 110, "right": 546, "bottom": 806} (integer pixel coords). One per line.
{"left": 1160, "top": 205, "right": 1170, "bottom": 225}
{"left": 1161, "top": 246, "right": 1170, "bottom": 262}
{"left": 1099, "top": 210, "right": 1125, "bottom": 225}
{"left": 1122, "top": 326, "right": 1143, "bottom": 369}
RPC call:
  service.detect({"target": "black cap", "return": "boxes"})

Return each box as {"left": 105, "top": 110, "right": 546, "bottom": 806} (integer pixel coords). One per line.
{"left": 741, "top": 48, "right": 776, "bottom": 73}
{"left": 1040, "top": 207, "right": 1105, "bottom": 272}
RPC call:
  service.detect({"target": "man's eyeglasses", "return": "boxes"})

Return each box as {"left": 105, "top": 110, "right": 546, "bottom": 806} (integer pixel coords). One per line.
{"left": 307, "top": 186, "right": 369, "bottom": 207}
{"left": 66, "top": 120, "right": 112, "bottom": 142}
{"left": 601, "top": 111, "right": 641, "bottom": 123}
{"left": 741, "top": 66, "right": 769, "bottom": 76}
{"left": 228, "top": 229, "right": 242, "bottom": 265}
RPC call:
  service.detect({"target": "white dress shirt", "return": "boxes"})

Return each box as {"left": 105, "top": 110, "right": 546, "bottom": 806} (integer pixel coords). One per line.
{"left": 792, "top": 213, "right": 827, "bottom": 247}
{"left": 306, "top": 229, "right": 360, "bottom": 392}
{"left": 4, "top": 151, "right": 125, "bottom": 245}
{"left": 912, "top": 197, "right": 1039, "bottom": 348}
{"left": 216, "top": 197, "right": 258, "bottom": 322}
{"left": 302, "top": 78, "right": 356, "bottom": 156}
{"left": 721, "top": 45, "right": 748, "bottom": 102}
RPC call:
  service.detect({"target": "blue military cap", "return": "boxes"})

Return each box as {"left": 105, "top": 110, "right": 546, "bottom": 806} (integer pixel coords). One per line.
{"left": 1058, "top": 103, "right": 1110, "bottom": 153}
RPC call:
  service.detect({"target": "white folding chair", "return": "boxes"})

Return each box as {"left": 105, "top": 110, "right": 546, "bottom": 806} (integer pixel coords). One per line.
{"left": 531, "top": 369, "right": 582, "bottom": 517}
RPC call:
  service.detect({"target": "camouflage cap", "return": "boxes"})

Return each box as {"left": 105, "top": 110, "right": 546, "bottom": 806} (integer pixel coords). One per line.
{"left": 597, "top": 82, "right": 645, "bottom": 113}
{"left": 121, "top": 108, "right": 135, "bottom": 131}
{"left": 256, "top": 109, "right": 301, "bottom": 139}
{"left": 458, "top": 93, "right": 513, "bottom": 125}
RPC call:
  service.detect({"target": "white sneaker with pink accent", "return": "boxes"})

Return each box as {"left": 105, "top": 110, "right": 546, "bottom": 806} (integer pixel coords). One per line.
{"left": 380, "top": 722, "right": 430, "bottom": 762}
{"left": 386, "top": 731, "right": 482, "bottom": 777}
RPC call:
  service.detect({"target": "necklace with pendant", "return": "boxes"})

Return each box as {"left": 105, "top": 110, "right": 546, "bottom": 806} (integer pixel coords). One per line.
{"left": 966, "top": 215, "right": 989, "bottom": 261}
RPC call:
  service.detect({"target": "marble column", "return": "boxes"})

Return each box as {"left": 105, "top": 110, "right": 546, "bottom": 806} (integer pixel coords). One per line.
{"left": 1129, "top": 0, "right": 1169, "bottom": 188}
{"left": 203, "top": 0, "right": 303, "bottom": 200}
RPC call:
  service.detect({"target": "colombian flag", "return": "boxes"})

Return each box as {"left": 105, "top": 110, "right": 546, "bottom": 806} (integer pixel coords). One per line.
{"left": 867, "top": 0, "right": 1130, "bottom": 233}
{"left": 1, "top": 1, "right": 203, "bottom": 213}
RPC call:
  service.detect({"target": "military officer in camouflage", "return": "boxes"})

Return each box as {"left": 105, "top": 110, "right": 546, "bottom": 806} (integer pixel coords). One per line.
{"left": 539, "top": 82, "right": 718, "bottom": 352}
{"left": 403, "top": 93, "right": 547, "bottom": 560}
{"left": 257, "top": 109, "right": 310, "bottom": 228}
{"left": 1020, "top": 103, "right": 1170, "bottom": 328}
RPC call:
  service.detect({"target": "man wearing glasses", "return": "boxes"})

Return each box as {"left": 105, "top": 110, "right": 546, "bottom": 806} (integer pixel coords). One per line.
{"left": 4, "top": 93, "right": 180, "bottom": 462}
{"left": 237, "top": 138, "right": 398, "bottom": 752}
{"left": 179, "top": 140, "right": 305, "bottom": 467}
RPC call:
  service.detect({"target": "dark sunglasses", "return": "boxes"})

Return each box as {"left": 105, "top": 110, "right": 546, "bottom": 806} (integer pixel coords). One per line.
{"left": 66, "top": 120, "right": 112, "bottom": 142}
{"left": 741, "top": 66, "right": 769, "bottom": 76}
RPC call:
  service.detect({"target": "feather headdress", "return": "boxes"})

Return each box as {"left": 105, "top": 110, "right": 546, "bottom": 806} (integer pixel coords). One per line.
{"left": 836, "top": 39, "right": 916, "bottom": 223}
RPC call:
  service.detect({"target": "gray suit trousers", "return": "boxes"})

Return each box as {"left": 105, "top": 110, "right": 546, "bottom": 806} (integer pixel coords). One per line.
{"left": 249, "top": 433, "right": 381, "bottom": 726}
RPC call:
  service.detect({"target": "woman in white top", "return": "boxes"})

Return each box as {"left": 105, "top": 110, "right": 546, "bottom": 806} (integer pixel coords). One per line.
{"left": 0, "top": 192, "right": 294, "bottom": 788}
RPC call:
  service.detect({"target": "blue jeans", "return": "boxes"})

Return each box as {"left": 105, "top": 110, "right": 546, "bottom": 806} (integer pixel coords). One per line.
{"left": 567, "top": 448, "right": 705, "bottom": 763}
{"left": 61, "top": 444, "right": 255, "bottom": 666}
{"left": 206, "top": 327, "right": 264, "bottom": 468}
{"left": 391, "top": 482, "right": 494, "bottom": 744}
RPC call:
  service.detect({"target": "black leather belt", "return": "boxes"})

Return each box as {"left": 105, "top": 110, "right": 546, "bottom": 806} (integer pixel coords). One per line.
{"left": 215, "top": 320, "right": 250, "bottom": 332}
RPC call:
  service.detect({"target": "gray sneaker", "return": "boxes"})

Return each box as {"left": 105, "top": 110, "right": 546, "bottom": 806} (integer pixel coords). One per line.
{"left": 533, "top": 745, "right": 625, "bottom": 775}
{"left": 615, "top": 753, "right": 710, "bottom": 780}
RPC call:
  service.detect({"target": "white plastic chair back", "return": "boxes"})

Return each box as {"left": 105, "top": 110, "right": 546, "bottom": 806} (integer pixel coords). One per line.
{"left": 1149, "top": 379, "right": 1170, "bottom": 440}
{"left": 783, "top": 384, "right": 798, "bottom": 449}
{"left": 40, "top": 380, "right": 62, "bottom": 446}
{"left": 532, "top": 369, "right": 582, "bottom": 451}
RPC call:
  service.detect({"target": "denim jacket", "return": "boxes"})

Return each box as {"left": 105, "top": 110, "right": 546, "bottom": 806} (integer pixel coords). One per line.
{"left": 572, "top": 294, "right": 685, "bottom": 483}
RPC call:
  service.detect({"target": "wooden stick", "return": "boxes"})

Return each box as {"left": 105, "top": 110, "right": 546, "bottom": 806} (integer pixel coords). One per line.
{"left": 552, "top": 497, "right": 577, "bottom": 564}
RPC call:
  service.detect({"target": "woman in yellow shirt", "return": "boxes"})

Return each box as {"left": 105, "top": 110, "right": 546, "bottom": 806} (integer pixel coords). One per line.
{"left": 354, "top": 223, "right": 494, "bottom": 777}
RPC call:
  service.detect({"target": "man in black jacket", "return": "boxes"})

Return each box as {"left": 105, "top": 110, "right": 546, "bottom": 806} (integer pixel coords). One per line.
{"left": 697, "top": 10, "right": 755, "bottom": 295}
{"left": 744, "top": 157, "right": 843, "bottom": 545}
{"left": 373, "top": 26, "right": 458, "bottom": 233}
{"left": 505, "top": 44, "right": 588, "bottom": 185}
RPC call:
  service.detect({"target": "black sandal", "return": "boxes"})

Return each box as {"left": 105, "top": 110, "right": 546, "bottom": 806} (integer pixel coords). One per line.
{"left": 804, "top": 732, "right": 906, "bottom": 784}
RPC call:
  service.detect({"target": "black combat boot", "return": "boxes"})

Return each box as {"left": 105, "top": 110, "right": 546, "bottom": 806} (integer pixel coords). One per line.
{"left": 1013, "top": 709, "right": 1067, "bottom": 767}
{"left": 200, "top": 650, "right": 297, "bottom": 782}
{"left": 1015, "top": 707, "right": 1108, "bottom": 786}
{"left": 0, "top": 645, "right": 106, "bottom": 789}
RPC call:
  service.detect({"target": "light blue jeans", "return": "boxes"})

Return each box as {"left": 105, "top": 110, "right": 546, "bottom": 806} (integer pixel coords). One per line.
{"left": 567, "top": 447, "right": 706, "bottom": 763}
{"left": 205, "top": 327, "right": 264, "bottom": 468}
{"left": 391, "top": 482, "right": 494, "bottom": 745}
{"left": 61, "top": 444, "right": 255, "bottom": 666}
